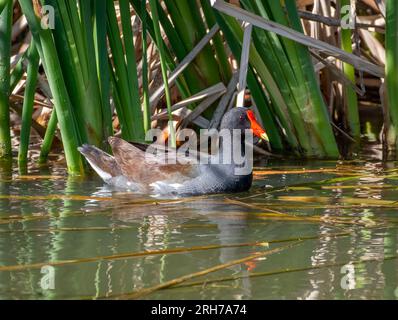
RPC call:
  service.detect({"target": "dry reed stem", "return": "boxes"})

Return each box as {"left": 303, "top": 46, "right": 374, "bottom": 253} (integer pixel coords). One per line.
{"left": 170, "top": 255, "right": 398, "bottom": 290}
{"left": 0, "top": 241, "right": 271, "bottom": 272}
{"left": 105, "top": 241, "right": 303, "bottom": 300}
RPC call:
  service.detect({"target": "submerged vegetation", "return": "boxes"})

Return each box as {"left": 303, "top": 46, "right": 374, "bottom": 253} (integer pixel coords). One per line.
{"left": 0, "top": 0, "right": 394, "bottom": 174}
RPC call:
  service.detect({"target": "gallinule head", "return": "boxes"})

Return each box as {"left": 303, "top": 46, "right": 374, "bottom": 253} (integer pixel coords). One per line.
{"left": 78, "top": 107, "right": 268, "bottom": 195}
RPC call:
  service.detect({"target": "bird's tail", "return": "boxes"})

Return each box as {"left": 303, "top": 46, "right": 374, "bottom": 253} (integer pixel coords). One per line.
{"left": 78, "top": 144, "right": 122, "bottom": 181}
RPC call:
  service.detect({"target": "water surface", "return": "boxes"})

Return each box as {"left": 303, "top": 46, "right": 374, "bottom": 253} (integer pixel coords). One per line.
{"left": 0, "top": 159, "right": 397, "bottom": 299}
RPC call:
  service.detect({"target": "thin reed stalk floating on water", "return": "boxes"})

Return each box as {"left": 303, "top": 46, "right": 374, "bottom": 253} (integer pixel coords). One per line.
{"left": 106, "top": 241, "right": 302, "bottom": 300}
{"left": 170, "top": 254, "right": 398, "bottom": 291}
{"left": 0, "top": 240, "right": 271, "bottom": 272}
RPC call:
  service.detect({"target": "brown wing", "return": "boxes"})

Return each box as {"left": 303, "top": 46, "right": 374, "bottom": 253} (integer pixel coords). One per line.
{"left": 126, "top": 141, "right": 211, "bottom": 162}
{"left": 108, "top": 137, "right": 198, "bottom": 185}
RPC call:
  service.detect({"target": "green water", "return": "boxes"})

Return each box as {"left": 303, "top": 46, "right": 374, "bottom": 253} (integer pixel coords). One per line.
{"left": 0, "top": 160, "right": 397, "bottom": 300}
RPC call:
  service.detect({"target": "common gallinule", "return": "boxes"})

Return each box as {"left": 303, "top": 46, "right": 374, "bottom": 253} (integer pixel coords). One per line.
{"left": 78, "top": 107, "right": 268, "bottom": 195}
